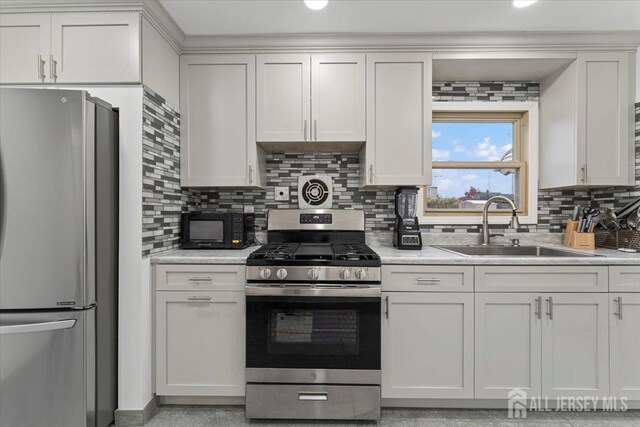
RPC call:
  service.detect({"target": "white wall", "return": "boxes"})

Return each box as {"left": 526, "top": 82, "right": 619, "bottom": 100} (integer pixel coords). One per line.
{"left": 142, "top": 16, "right": 180, "bottom": 108}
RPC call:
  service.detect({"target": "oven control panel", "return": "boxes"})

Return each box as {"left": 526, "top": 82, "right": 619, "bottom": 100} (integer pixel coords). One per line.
{"left": 299, "top": 213, "right": 332, "bottom": 224}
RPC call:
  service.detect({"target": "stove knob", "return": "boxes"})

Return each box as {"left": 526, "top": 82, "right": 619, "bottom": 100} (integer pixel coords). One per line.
{"left": 355, "top": 269, "right": 367, "bottom": 280}
{"left": 276, "top": 268, "right": 288, "bottom": 280}
{"left": 307, "top": 268, "right": 319, "bottom": 280}
{"left": 339, "top": 268, "right": 350, "bottom": 280}
{"left": 259, "top": 268, "right": 272, "bottom": 280}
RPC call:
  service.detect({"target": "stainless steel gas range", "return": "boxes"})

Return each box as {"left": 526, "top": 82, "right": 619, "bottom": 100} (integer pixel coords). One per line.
{"left": 244, "top": 209, "right": 381, "bottom": 421}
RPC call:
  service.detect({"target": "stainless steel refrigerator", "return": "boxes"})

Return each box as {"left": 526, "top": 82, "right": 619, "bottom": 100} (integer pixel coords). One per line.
{"left": 0, "top": 88, "right": 118, "bottom": 427}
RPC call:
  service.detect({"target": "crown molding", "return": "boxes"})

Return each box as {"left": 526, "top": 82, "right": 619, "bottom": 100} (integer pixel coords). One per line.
{"left": 180, "top": 31, "right": 640, "bottom": 54}
{"left": 141, "top": 0, "right": 184, "bottom": 53}
{"left": 0, "top": 0, "right": 143, "bottom": 12}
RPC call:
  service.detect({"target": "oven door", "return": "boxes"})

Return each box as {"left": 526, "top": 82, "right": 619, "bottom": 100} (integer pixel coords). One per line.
{"left": 245, "top": 287, "right": 380, "bottom": 385}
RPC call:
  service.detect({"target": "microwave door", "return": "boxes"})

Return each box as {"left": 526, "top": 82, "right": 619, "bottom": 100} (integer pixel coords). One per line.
{"left": 0, "top": 89, "right": 90, "bottom": 310}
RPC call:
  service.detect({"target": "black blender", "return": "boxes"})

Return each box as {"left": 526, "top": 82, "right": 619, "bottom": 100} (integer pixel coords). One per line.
{"left": 393, "top": 187, "right": 423, "bottom": 250}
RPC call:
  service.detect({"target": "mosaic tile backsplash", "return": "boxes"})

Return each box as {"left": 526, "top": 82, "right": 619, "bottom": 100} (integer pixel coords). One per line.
{"left": 142, "top": 83, "right": 640, "bottom": 254}
{"left": 142, "top": 86, "right": 185, "bottom": 256}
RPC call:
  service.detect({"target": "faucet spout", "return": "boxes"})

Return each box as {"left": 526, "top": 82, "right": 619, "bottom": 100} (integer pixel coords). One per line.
{"left": 481, "top": 196, "right": 519, "bottom": 246}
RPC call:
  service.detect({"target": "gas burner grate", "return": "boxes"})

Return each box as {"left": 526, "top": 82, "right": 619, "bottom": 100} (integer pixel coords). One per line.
{"left": 332, "top": 243, "right": 379, "bottom": 261}
{"left": 252, "top": 243, "right": 299, "bottom": 260}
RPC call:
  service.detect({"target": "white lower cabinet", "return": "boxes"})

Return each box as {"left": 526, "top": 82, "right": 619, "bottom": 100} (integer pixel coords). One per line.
{"left": 475, "top": 293, "right": 609, "bottom": 399}
{"left": 156, "top": 291, "right": 245, "bottom": 396}
{"left": 610, "top": 293, "right": 640, "bottom": 400}
{"left": 475, "top": 293, "right": 542, "bottom": 398}
{"left": 382, "top": 292, "right": 474, "bottom": 399}
{"left": 541, "top": 293, "right": 609, "bottom": 398}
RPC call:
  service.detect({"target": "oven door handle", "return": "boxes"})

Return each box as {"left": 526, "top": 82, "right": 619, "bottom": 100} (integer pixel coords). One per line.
{"left": 245, "top": 285, "right": 381, "bottom": 298}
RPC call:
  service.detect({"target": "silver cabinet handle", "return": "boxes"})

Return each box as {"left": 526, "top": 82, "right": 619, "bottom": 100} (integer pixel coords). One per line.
{"left": 188, "top": 277, "right": 212, "bottom": 282}
{"left": 49, "top": 54, "right": 57, "bottom": 81}
{"left": 614, "top": 297, "right": 623, "bottom": 320}
{"left": 248, "top": 165, "right": 253, "bottom": 185}
{"left": 314, "top": 119, "right": 318, "bottom": 141}
{"left": 37, "top": 54, "right": 46, "bottom": 80}
{"left": 416, "top": 278, "right": 441, "bottom": 285}
{"left": 187, "top": 296, "right": 211, "bottom": 301}
{"left": 384, "top": 295, "right": 389, "bottom": 319}
{"left": 0, "top": 319, "right": 76, "bottom": 335}
{"left": 535, "top": 296, "right": 542, "bottom": 320}
{"left": 369, "top": 165, "right": 373, "bottom": 184}
{"left": 546, "top": 297, "right": 553, "bottom": 320}
{"left": 581, "top": 164, "right": 587, "bottom": 183}
{"left": 304, "top": 120, "right": 308, "bottom": 141}
{"left": 298, "top": 392, "right": 328, "bottom": 401}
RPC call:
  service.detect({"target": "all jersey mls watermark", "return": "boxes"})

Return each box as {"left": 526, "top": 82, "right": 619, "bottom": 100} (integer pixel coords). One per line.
{"left": 508, "top": 388, "right": 629, "bottom": 419}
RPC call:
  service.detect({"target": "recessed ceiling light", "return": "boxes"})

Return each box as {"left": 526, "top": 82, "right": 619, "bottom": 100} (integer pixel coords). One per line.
{"left": 512, "top": 0, "right": 538, "bottom": 7}
{"left": 304, "top": 0, "right": 329, "bottom": 11}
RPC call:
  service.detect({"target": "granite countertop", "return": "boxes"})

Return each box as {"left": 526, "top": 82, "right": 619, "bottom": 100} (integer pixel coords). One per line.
{"left": 150, "top": 241, "right": 639, "bottom": 265}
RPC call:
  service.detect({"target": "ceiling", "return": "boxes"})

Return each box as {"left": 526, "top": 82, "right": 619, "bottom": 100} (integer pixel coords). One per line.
{"left": 159, "top": 0, "right": 640, "bottom": 36}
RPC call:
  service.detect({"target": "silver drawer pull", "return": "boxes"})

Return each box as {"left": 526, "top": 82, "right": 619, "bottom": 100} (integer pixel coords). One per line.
{"left": 614, "top": 297, "right": 623, "bottom": 320}
{"left": 298, "top": 392, "right": 328, "bottom": 401}
{"left": 188, "top": 277, "right": 213, "bottom": 282}
{"left": 187, "top": 296, "right": 211, "bottom": 301}
{"left": 416, "top": 278, "right": 441, "bottom": 284}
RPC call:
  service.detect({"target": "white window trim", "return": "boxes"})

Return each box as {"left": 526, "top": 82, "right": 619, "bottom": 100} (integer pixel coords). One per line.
{"left": 420, "top": 101, "right": 539, "bottom": 226}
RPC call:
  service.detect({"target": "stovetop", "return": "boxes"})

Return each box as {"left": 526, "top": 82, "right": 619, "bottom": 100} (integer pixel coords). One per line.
{"left": 247, "top": 242, "right": 381, "bottom": 267}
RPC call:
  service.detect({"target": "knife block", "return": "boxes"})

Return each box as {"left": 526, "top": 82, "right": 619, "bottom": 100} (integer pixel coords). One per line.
{"left": 564, "top": 219, "right": 595, "bottom": 249}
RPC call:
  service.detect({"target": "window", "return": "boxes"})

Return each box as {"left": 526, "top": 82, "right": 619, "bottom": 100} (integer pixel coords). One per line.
{"left": 422, "top": 102, "right": 538, "bottom": 225}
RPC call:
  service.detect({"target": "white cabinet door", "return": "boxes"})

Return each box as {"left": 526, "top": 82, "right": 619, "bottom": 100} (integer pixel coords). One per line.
{"left": 541, "top": 293, "right": 609, "bottom": 398}
{"left": 382, "top": 292, "right": 474, "bottom": 399}
{"left": 50, "top": 13, "right": 140, "bottom": 83}
{"left": 180, "top": 55, "right": 264, "bottom": 188}
{"left": 610, "top": 294, "right": 640, "bottom": 400}
{"left": 256, "top": 54, "right": 310, "bottom": 142}
{"left": 475, "top": 293, "right": 542, "bottom": 398}
{"left": 577, "top": 52, "right": 632, "bottom": 186}
{"left": 311, "top": 53, "right": 365, "bottom": 142}
{"left": 0, "top": 14, "right": 51, "bottom": 83}
{"left": 156, "top": 291, "right": 245, "bottom": 396}
{"left": 363, "top": 53, "right": 432, "bottom": 188}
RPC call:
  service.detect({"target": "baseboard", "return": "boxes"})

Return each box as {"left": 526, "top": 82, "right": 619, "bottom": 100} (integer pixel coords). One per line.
{"left": 114, "top": 395, "right": 158, "bottom": 426}
{"left": 382, "top": 398, "right": 640, "bottom": 410}
{"left": 158, "top": 396, "right": 246, "bottom": 405}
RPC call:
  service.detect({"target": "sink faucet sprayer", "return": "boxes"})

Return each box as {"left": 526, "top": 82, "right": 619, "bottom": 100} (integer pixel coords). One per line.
{"left": 481, "top": 196, "right": 520, "bottom": 246}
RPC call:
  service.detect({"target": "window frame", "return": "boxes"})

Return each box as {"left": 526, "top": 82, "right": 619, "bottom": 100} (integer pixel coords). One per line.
{"left": 420, "top": 101, "right": 539, "bottom": 226}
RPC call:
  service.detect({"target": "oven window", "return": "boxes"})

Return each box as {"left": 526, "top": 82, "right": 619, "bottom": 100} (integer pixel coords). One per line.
{"left": 268, "top": 309, "right": 358, "bottom": 354}
{"left": 246, "top": 296, "right": 380, "bottom": 370}
{"left": 190, "top": 220, "right": 223, "bottom": 242}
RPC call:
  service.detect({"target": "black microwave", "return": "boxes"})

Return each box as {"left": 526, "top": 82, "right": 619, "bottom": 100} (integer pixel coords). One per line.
{"left": 181, "top": 212, "right": 255, "bottom": 249}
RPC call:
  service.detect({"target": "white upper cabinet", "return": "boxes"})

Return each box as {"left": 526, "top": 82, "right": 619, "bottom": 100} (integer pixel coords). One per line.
{"left": 540, "top": 52, "right": 634, "bottom": 189}
{"left": 311, "top": 54, "right": 366, "bottom": 142}
{"left": 180, "top": 55, "right": 265, "bottom": 188}
{"left": 256, "top": 53, "right": 366, "bottom": 143}
{"left": 257, "top": 54, "right": 311, "bottom": 142}
{"left": 0, "top": 14, "right": 50, "bottom": 83}
{"left": 50, "top": 13, "right": 140, "bottom": 83}
{"left": 0, "top": 12, "right": 140, "bottom": 84}
{"left": 361, "top": 53, "right": 432, "bottom": 188}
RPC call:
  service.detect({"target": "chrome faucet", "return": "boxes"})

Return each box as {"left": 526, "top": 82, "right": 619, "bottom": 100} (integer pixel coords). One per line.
{"left": 481, "top": 196, "right": 520, "bottom": 246}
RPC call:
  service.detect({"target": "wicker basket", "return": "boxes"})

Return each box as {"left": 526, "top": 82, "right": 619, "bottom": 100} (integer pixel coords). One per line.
{"left": 595, "top": 229, "right": 640, "bottom": 251}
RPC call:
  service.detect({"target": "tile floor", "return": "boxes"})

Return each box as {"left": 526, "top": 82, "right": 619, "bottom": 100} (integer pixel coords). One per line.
{"left": 145, "top": 406, "right": 640, "bottom": 427}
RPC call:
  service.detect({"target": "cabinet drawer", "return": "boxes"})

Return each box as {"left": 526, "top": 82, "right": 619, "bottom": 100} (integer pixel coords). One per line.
{"left": 155, "top": 264, "right": 245, "bottom": 291}
{"left": 610, "top": 266, "right": 640, "bottom": 292}
{"left": 475, "top": 266, "right": 608, "bottom": 292}
{"left": 382, "top": 265, "right": 473, "bottom": 292}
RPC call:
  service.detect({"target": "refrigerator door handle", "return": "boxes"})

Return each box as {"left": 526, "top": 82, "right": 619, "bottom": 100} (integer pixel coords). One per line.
{"left": 0, "top": 319, "right": 76, "bottom": 335}
{"left": 0, "top": 138, "right": 5, "bottom": 258}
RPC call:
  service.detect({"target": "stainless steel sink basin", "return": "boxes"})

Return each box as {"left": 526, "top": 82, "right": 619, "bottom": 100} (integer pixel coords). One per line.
{"left": 434, "top": 245, "right": 600, "bottom": 258}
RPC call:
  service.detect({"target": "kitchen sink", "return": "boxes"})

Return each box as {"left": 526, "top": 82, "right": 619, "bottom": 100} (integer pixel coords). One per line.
{"left": 434, "top": 245, "right": 600, "bottom": 257}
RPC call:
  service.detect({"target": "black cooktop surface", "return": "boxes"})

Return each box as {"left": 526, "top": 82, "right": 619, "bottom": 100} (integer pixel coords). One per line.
{"left": 247, "top": 242, "right": 380, "bottom": 266}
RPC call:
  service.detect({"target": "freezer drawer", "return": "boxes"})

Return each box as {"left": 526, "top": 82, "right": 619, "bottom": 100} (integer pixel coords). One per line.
{"left": 0, "top": 310, "right": 95, "bottom": 427}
